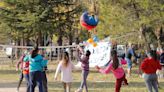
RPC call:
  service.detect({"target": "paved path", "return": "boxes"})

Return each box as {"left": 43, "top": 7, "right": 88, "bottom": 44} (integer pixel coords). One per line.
{"left": 0, "top": 87, "right": 26, "bottom": 92}
{"left": 0, "top": 82, "right": 27, "bottom": 92}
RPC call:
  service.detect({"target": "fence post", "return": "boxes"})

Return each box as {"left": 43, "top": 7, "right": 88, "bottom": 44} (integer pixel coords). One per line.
{"left": 57, "top": 48, "right": 60, "bottom": 61}
{"left": 11, "top": 48, "right": 14, "bottom": 64}
{"left": 69, "top": 47, "right": 72, "bottom": 61}
{"left": 49, "top": 46, "right": 52, "bottom": 61}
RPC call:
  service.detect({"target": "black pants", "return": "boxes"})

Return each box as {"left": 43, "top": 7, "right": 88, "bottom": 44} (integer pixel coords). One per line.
{"left": 42, "top": 71, "right": 48, "bottom": 92}
{"left": 29, "top": 71, "right": 43, "bottom": 92}
{"left": 17, "top": 72, "right": 24, "bottom": 90}
{"left": 24, "top": 74, "right": 30, "bottom": 92}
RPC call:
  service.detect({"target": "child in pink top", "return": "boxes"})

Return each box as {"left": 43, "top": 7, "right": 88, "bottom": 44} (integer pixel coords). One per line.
{"left": 96, "top": 50, "right": 128, "bottom": 92}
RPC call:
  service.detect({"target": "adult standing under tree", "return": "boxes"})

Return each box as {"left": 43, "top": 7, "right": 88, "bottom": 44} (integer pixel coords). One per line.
{"left": 125, "top": 43, "right": 138, "bottom": 77}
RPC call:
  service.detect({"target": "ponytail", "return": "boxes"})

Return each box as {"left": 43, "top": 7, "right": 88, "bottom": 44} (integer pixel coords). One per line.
{"left": 150, "top": 50, "right": 157, "bottom": 61}
{"left": 31, "top": 46, "right": 39, "bottom": 58}
{"left": 111, "top": 50, "right": 119, "bottom": 70}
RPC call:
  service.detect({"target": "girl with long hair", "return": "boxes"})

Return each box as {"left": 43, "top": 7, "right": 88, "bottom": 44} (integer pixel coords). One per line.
{"left": 96, "top": 50, "right": 128, "bottom": 92}
{"left": 141, "top": 50, "right": 161, "bottom": 92}
{"left": 54, "top": 52, "right": 75, "bottom": 92}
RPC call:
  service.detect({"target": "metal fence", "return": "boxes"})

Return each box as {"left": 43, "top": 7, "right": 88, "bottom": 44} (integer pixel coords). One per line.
{"left": 0, "top": 45, "right": 82, "bottom": 64}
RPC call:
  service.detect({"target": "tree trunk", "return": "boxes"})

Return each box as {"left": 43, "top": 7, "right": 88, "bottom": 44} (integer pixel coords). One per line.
{"left": 69, "top": 35, "right": 73, "bottom": 45}
{"left": 57, "top": 34, "right": 63, "bottom": 61}
{"left": 140, "top": 25, "right": 151, "bottom": 51}
{"left": 156, "top": 26, "right": 164, "bottom": 49}
{"left": 38, "top": 31, "right": 44, "bottom": 46}
{"left": 57, "top": 36, "right": 63, "bottom": 46}
{"left": 75, "top": 37, "right": 80, "bottom": 44}
{"left": 140, "top": 25, "right": 159, "bottom": 51}
{"left": 68, "top": 27, "right": 73, "bottom": 45}
{"left": 14, "top": 40, "right": 20, "bottom": 59}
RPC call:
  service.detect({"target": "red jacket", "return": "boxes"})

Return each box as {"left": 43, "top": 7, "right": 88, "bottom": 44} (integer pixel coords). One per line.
{"left": 140, "top": 58, "right": 161, "bottom": 74}
{"left": 23, "top": 61, "right": 29, "bottom": 74}
{"left": 16, "top": 54, "right": 29, "bottom": 74}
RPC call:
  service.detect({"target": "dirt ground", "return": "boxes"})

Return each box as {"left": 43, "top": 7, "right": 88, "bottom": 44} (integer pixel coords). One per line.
{"left": 0, "top": 87, "right": 26, "bottom": 92}
{"left": 0, "top": 82, "right": 26, "bottom": 92}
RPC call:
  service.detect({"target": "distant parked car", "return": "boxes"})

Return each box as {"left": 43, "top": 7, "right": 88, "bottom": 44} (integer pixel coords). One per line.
{"left": 117, "top": 45, "right": 126, "bottom": 57}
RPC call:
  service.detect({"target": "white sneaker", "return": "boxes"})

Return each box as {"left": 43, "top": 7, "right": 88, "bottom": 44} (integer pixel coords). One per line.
{"left": 16, "top": 89, "right": 19, "bottom": 92}
{"left": 75, "top": 88, "right": 82, "bottom": 92}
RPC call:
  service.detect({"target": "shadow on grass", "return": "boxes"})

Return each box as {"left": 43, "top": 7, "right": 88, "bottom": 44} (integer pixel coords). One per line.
{"left": 0, "top": 70, "right": 18, "bottom": 74}
{"left": 48, "top": 81, "right": 151, "bottom": 88}
{"left": 0, "top": 69, "right": 99, "bottom": 75}
{"left": 1, "top": 81, "right": 163, "bottom": 89}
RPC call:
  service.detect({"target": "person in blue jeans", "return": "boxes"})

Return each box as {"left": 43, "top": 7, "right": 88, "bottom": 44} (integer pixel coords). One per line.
{"left": 125, "top": 43, "right": 138, "bottom": 77}
{"left": 24, "top": 46, "right": 48, "bottom": 92}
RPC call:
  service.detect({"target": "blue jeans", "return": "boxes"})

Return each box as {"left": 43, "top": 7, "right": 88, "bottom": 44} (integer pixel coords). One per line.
{"left": 29, "top": 71, "right": 43, "bottom": 92}
{"left": 143, "top": 73, "right": 158, "bottom": 92}
{"left": 80, "top": 70, "right": 89, "bottom": 92}
{"left": 24, "top": 74, "right": 30, "bottom": 92}
{"left": 125, "top": 58, "right": 132, "bottom": 69}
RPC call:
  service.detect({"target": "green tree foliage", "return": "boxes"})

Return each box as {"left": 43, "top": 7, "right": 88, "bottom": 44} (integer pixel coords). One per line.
{"left": 0, "top": 0, "right": 83, "bottom": 46}
{"left": 51, "top": 0, "right": 83, "bottom": 45}
{"left": 96, "top": 0, "right": 164, "bottom": 48}
{"left": 0, "top": 0, "right": 163, "bottom": 48}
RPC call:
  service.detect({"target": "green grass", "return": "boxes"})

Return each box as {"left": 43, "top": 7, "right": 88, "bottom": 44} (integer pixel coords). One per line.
{"left": 0, "top": 62, "right": 164, "bottom": 92}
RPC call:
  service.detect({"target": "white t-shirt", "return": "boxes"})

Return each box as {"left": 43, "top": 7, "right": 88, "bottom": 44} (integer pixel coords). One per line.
{"left": 55, "top": 61, "right": 74, "bottom": 83}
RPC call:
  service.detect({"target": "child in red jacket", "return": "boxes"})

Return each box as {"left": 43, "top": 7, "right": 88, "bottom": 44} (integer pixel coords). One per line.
{"left": 141, "top": 50, "right": 161, "bottom": 92}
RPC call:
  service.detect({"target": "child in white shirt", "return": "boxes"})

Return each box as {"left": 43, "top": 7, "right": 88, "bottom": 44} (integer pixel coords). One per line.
{"left": 54, "top": 52, "right": 74, "bottom": 92}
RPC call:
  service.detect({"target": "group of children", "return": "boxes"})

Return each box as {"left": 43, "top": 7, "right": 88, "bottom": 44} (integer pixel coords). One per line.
{"left": 16, "top": 47, "right": 48, "bottom": 92}
{"left": 16, "top": 45, "right": 163, "bottom": 92}
{"left": 55, "top": 45, "right": 129, "bottom": 92}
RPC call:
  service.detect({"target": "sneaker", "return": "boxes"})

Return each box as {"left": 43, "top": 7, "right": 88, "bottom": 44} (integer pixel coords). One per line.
{"left": 122, "top": 82, "right": 128, "bottom": 85}
{"left": 157, "top": 85, "right": 161, "bottom": 89}
{"left": 75, "top": 88, "right": 83, "bottom": 92}
{"left": 125, "top": 82, "right": 129, "bottom": 85}
{"left": 16, "top": 89, "right": 19, "bottom": 92}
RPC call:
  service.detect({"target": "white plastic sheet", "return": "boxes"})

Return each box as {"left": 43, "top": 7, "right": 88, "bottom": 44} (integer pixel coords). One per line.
{"left": 76, "top": 42, "right": 111, "bottom": 67}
